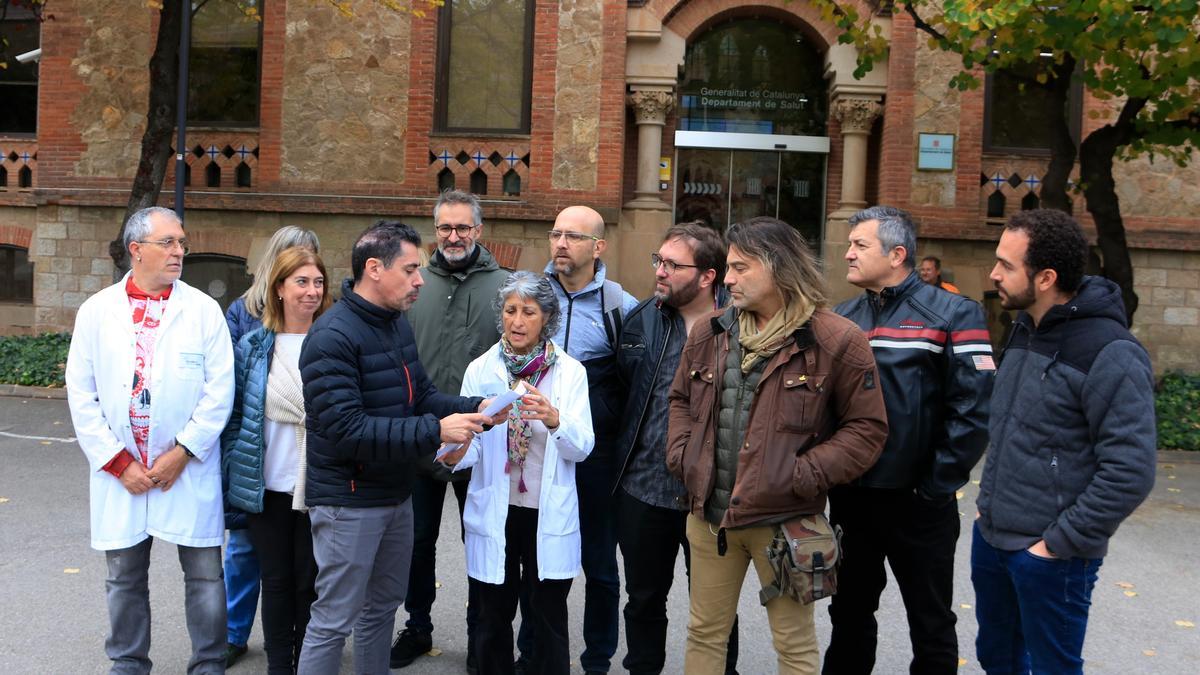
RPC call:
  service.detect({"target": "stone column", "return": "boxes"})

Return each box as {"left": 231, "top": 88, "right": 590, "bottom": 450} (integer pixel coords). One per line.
{"left": 831, "top": 96, "right": 883, "bottom": 215}
{"left": 825, "top": 96, "right": 883, "bottom": 303}
{"left": 625, "top": 89, "right": 675, "bottom": 210}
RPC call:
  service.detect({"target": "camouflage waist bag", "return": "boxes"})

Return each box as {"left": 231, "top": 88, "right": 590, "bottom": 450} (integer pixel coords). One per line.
{"left": 759, "top": 513, "right": 842, "bottom": 606}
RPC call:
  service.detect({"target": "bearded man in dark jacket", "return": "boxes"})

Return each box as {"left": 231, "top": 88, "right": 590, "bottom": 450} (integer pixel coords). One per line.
{"left": 973, "top": 209, "right": 1155, "bottom": 674}
{"left": 296, "top": 221, "right": 504, "bottom": 675}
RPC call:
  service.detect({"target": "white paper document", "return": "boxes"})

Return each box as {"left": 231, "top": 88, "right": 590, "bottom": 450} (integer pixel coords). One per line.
{"left": 433, "top": 381, "right": 527, "bottom": 462}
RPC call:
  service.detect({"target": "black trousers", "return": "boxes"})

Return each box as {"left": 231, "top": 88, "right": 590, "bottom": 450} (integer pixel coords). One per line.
{"left": 474, "top": 506, "right": 573, "bottom": 675}
{"left": 823, "top": 485, "right": 961, "bottom": 675}
{"left": 615, "top": 488, "right": 739, "bottom": 675}
{"left": 246, "top": 490, "right": 318, "bottom": 675}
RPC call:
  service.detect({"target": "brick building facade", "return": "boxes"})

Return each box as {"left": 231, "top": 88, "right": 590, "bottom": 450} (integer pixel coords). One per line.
{"left": 1, "top": 1, "right": 1197, "bottom": 372}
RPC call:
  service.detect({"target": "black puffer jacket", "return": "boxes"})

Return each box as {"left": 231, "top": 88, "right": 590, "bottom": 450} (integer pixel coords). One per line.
{"left": 835, "top": 272, "right": 993, "bottom": 499}
{"left": 300, "top": 279, "right": 484, "bottom": 507}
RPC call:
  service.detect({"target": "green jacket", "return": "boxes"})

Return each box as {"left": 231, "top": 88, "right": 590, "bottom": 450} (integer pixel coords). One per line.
{"left": 407, "top": 245, "right": 511, "bottom": 479}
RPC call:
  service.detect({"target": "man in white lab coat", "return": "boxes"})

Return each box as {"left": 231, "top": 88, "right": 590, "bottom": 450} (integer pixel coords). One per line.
{"left": 66, "top": 206, "right": 235, "bottom": 674}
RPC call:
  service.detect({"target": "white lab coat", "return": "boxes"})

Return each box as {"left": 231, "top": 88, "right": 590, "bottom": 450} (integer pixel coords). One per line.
{"left": 66, "top": 275, "right": 234, "bottom": 551}
{"left": 454, "top": 341, "right": 594, "bottom": 584}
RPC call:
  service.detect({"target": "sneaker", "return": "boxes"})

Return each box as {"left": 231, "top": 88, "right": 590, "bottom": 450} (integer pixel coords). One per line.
{"left": 390, "top": 628, "right": 433, "bottom": 669}
{"left": 222, "top": 643, "right": 248, "bottom": 669}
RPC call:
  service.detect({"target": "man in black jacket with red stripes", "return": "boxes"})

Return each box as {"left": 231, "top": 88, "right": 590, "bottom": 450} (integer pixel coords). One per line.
{"left": 826, "top": 206, "right": 994, "bottom": 675}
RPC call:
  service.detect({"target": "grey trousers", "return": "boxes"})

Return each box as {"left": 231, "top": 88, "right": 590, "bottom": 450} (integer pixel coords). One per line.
{"left": 298, "top": 500, "right": 415, "bottom": 675}
{"left": 104, "top": 537, "right": 226, "bottom": 674}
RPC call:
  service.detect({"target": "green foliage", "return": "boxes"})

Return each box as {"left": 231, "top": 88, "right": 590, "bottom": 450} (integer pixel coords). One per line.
{"left": 809, "top": 0, "right": 1200, "bottom": 159}
{"left": 0, "top": 332, "right": 71, "bottom": 388}
{"left": 1157, "top": 372, "right": 1200, "bottom": 451}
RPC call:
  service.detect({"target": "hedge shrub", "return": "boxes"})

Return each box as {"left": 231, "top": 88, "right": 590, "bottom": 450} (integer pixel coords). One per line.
{"left": 0, "top": 332, "right": 71, "bottom": 387}
{"left": 1156, "top": 372, "right": 1200, "bottom": 451}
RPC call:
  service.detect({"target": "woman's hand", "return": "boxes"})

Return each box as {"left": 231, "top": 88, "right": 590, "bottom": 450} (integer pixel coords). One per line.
{"left": 519, "top": 383, "right": 559, "bottom": 431}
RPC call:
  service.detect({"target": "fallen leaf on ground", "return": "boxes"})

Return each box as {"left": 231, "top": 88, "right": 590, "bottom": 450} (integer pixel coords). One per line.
{"left": 955, "top": 490, "right": 965, "bottom": 500}
{"left": 0, "top": 497, "right": 9, "bottom": 504}
{"left": 960, "top": 603, "right": 972, "bottom": 609}
{"left": 1124, "top": 591, "right": 1138, "bottom": 597}
{"left": 1175, "top": 620, "right": 1194, "bottom": 628}
{"left": 64, "top": 568, "right": 80, "bottom": 574}
{"left": 1163, "top": 464, "right": 1175, "bottom": 470}
{"left": 426, "top": 648, "right": 443, "bottom": 657}
{"left": 434, "top": 581, "right": 442, "bottom": 589}
{"left": 1168, "top": 475, "right": 1176, "bottom": 480}
{"left": 40, "top": 441, "right": 51, "bottom": 445}
{"left": 1116, "top": 582, "right": 1135, "bottom": 589}
{"left": 53, "top": 420, "right": 61, "bottom": 425}
{"left": 1167, "top": 488, "right": 1182, "bottom": 493}
{"left": 1143, "top": 649, "right": 1156, "bottom": 656}
{"left": 958, "top": 658, "right": 968, "bottom": 667}
{"left": 972, "top": 480, "right": 980, "bottom": 485}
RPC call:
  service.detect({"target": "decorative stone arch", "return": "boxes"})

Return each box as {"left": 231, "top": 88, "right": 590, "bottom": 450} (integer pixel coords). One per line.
{"left": 656, "top": 0, "right": 840, "bottom": 50}
{"left": 0, "top": 225, "right": 33, "bottom": 250}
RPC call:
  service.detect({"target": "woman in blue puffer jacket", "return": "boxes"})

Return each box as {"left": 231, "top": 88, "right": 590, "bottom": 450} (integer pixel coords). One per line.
{"left": 222, "top": 247, "right": 331, "bottom": 674}
{"left": 220, "top": 225, "right": 320, "bottom": 667}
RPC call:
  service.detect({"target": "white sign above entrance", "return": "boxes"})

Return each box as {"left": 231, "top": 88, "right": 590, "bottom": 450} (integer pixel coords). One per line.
{"left": 675, "top": 131, "right": 830, "bottom": 154}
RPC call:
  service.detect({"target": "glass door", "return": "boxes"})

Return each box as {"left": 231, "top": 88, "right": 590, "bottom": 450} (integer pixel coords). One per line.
{"left": 674, "top": 145, "right": 826, "bottom": 248}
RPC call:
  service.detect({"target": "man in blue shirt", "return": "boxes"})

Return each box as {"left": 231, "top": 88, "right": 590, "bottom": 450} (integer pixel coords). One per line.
{"left": 522, "top": 205, "right": 636, "bottom": 675}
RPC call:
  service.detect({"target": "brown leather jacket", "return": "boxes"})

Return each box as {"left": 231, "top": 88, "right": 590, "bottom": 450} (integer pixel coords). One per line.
{"left": 666, "top": 307, "right": 888, "bottom": 528}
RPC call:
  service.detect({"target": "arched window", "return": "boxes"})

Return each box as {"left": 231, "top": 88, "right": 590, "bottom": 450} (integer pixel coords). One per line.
{"left": 180, "top": 253, "right": 252, "bottom": 313}
{"left": 0, "top": 245, "right": 33, "bottom": 303}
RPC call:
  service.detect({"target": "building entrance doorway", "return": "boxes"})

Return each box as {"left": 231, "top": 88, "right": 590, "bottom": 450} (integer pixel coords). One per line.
{"left": 675, "top": 16, "right": 828, "bottom": 246}
{"left": 675, "top": 132, "right": 827, "bottom": 245}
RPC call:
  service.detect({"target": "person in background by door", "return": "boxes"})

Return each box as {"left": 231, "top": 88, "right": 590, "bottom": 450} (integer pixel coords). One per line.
{"left": 918, "top": 256, "right": 961, "bottom": 295}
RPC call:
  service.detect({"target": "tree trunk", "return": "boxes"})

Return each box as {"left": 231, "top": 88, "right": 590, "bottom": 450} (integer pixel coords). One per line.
{"left": 108, "top": 1, "right": 183, "bottom": 273}
{"left": 1079, "top": 125, "right": 1139, "bottom": 323}
{"left": 1039, "top": 56, "right": 1077, "bottom": 212}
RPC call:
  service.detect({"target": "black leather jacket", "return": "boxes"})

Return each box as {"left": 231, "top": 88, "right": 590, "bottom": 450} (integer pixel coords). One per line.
{"left": 613, "top": 289, "right": 728, "bottom": 495}
{"left": 834, "top": 272, "right": 993, "bottom": 499}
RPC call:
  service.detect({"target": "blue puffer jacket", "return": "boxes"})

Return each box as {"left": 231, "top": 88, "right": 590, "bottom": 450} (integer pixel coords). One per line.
{"left": 221, "top": 327, "right": 275, "bottom": 514}
{"left": 225, "top": 296, "right": 262, "bottom": 345}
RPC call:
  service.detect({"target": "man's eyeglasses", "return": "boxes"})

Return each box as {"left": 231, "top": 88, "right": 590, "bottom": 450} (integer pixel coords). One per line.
{"left": 137, "top": 238, "right": 190, "bottom": 255}
{"left": 547, "top": 230, "right": 600, "bottom": 244}
{"left": 651, "top": 253, "right": 699, "bottom": 274}
{"left": 436, "top": 224, "right": 476, "bottom": 238}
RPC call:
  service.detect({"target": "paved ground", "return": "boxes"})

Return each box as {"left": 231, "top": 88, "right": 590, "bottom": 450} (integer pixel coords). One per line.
{"left": 1, "top": 395, "right": 1197, "bottom": 673}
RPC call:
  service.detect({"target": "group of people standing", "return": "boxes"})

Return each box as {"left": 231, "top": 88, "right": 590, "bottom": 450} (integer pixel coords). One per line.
{"left": 66, "top": 192, "right": 1157, "bottom": 675}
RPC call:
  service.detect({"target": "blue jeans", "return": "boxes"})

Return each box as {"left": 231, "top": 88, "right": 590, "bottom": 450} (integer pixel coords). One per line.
{"left": 971, "top": 522, "right": 1102, "bottom": 674}
{"left": 224, "top": 528, "right": 261, "bottom": 647}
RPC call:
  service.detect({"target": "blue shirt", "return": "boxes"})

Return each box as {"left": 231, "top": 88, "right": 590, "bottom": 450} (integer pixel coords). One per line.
{"left": 544, "top": 261, "right": 638, "bottom": 362}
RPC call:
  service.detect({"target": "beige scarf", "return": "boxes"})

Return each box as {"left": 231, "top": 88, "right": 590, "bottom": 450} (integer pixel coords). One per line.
{"left": 737, "top": 295, "right": 814, "bottom": 373}
{"left": 265, "top": 340, "right": 309, "bottom": 512}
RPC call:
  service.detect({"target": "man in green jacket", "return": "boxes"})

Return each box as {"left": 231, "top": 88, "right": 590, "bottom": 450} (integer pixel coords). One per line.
{"left": 391, "top": 189, "right": 510, "bottom": 671}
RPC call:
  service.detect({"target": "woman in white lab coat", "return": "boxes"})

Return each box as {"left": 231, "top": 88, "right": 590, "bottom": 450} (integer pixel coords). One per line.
{"left": 443, "top": 271, "right": 594, "bottom": 675}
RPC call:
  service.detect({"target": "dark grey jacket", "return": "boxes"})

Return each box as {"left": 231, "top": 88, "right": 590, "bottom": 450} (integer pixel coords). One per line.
{"left": 976, "top": 276, "right": 1156, "bottom": 560}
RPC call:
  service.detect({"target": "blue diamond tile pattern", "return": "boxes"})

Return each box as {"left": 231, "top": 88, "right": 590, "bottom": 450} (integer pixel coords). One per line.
{"left": 437, "top": 149, "right": 452, "bottom": 165}
{"left": 207, "top": 145, "right": 220, "bottom": 161}
{"left": 505, "top": 151, "right": 520, "bottom": 166}
{"left": 237, "top": 145, "right": 251, "bottom": 160}
{"left": 991, "top": 172, "right": 1006, "bottom": 189}
{"left": 471, "top": 151, "right": 486, "bottom": 165}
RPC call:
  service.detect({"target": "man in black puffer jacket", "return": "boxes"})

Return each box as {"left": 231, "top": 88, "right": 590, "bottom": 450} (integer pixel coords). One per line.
{"left": 828, "top": 206, "right": 994, "bottom": 675}
{"left": 297, "top": 221, "right": 500, "bottom": 675}
{"left": 974, "top": 209, "right": 1155, "bottom": 674}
